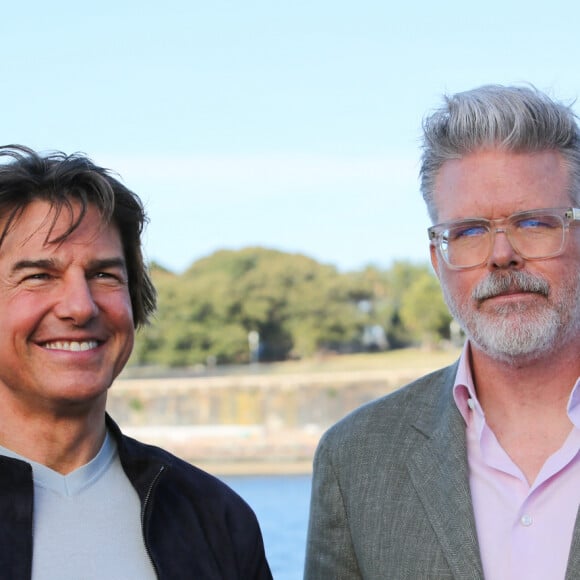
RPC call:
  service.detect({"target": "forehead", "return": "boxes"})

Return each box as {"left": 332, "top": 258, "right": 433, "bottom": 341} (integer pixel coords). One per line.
{"left": 432, "top": 149, "right": 572, "bottom": 222}
{"left": 0, "top": 200, "right": 121, "bottom": 255}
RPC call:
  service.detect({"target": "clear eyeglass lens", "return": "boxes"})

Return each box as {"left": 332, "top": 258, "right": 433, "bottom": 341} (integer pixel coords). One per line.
{"left": 438, "top": 213, "right": 566, "bottom": 268}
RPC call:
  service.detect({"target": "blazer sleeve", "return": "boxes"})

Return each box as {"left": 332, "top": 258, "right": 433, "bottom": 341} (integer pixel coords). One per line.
{"left": 304, "top": 436, "right": 362, "bottom": 579}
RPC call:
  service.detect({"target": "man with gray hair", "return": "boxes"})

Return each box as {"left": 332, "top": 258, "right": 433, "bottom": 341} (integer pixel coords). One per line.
{"left": 304, "top": 85, "right": 580, "bottom": 579}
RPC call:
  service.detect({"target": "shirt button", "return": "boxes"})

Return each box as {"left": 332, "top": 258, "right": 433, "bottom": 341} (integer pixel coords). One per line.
{"left": 520, "top": 514, "right": 534, "bottom": 526}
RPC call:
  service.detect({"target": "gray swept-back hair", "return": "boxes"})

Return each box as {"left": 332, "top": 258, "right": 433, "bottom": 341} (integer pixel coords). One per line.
{"left": 420, "top": 85, "right": 580, "bottom": 222}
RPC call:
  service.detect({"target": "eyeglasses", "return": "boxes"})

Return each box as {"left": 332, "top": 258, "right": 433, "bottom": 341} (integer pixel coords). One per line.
{"left": 428, "top": 207, "right": 580, "bottom": 270}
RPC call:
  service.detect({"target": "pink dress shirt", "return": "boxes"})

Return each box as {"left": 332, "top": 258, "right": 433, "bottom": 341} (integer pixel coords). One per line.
{"left": 453, "top": 342, "right": 580, "bottom": 580}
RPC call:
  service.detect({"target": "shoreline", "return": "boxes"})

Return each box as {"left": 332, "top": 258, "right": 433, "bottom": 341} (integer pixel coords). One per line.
{"left": 194, "top": 459, "right": 313, "bottom": 477}
{"left": 121, "top": 424, "right": 319, "bottom": 477}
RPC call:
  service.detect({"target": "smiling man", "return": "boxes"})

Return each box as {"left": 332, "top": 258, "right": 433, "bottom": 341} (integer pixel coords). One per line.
{"left": 0, "top": 145, "right": 272, "bottom": 580}
{"left": 305, "top": 86, "right": 580, "bottom": 579}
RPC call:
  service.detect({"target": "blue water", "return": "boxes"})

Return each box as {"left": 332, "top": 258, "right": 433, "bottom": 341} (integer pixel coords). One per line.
{"left": 222, "top": 474, "right": 312, "bottom": 580}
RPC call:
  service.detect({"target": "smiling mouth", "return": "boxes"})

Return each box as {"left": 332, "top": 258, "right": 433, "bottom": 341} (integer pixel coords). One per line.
{"left": 43, "top": 341, "right": 99, "bottom": 352}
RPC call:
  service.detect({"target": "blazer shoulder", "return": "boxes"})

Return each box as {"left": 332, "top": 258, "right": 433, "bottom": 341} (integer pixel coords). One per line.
{"left": 319, "top": 360, "right": 459, "bottom": 448}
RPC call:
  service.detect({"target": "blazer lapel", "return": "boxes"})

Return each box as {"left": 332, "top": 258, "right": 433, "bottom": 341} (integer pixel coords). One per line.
{"left": 407, "top": 371, "right": 485, "bottom": 580}
{"left": 565, "top": 506, "right": 580, "bottom": 580}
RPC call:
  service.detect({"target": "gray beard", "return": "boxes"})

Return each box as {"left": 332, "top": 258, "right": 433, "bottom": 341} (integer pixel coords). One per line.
{"left": 442, "top": 270, "right": 580, "bottom": 364}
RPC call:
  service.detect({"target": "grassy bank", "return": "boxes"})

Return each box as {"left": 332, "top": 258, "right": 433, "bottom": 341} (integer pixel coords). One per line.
{"left": 122, "top": 346, "right": 462, "bottom": 380}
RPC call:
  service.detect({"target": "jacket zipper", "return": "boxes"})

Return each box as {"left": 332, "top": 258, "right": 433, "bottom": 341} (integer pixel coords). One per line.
{"left": 141, "top": 465, "right": 166, "bottom": 578}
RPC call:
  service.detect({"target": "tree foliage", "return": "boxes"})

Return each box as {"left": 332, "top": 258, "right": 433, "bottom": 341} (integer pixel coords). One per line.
{"left": 131, "top": 247, "right": 453, "bottom": 367}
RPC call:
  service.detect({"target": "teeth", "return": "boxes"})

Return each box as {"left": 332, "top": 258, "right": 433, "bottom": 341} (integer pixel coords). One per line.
{"left": 44, "top": 341, "right": 98, "bottom": 352}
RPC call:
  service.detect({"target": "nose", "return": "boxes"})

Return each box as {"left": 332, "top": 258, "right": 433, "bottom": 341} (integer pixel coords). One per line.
{"left": 54, "top": 273, "right": 99, "bottom": 325}
{"left": 487, "top": 227, "right": 524, "bottom": 270}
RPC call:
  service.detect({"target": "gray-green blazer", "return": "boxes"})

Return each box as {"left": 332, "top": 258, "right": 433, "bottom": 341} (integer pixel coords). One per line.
{"left": 304, "top": 362, "right": 580, "bottom": 579}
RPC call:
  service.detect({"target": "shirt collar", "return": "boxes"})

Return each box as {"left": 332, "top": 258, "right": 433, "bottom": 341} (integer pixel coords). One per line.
{"left": 452, "top": 341, "right": 483, "bottom": 424}
{"left": 567, "top": 377, "right": 580, "bottom": 425}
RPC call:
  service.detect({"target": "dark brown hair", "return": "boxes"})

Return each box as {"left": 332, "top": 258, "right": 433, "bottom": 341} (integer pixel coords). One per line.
{"left": 0, "top": 144, "right": 156, "bottom": 326}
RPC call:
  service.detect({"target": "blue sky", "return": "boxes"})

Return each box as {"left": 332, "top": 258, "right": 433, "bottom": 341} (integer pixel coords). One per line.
{"left": 2, "top": 0, "right": 580, "bottom": 273}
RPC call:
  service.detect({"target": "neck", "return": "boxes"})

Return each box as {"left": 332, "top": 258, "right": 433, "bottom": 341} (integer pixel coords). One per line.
{"left": 470, "top": 340, "right": 580, "bottom": 409}
{"left": 0, "top": 395, "right": 107, "bottom": 474}
{"left": 469, "top": 341, "right": 580, "bottom": 484}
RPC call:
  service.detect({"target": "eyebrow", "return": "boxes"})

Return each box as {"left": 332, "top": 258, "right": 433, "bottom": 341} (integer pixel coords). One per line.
{"left": 11, "top": 257, "right": 127, "bottom": 274}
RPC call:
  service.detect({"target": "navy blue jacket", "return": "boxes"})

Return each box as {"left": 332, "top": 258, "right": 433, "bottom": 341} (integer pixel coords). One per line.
{"left": 0, "top": 415, "right": 273, "bottom": 579}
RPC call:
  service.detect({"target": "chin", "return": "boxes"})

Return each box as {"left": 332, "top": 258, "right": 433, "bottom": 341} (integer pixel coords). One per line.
{"left": 475, "top": 342, "right": 553, "bottom": 366}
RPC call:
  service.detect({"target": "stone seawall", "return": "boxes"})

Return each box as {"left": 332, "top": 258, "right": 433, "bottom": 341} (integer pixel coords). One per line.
{"left": 107, "top": 365, "right": 446, "bottom": 474}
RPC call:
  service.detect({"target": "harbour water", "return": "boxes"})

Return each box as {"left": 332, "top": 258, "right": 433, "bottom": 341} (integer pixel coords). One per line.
{"left": 221, "top": 474, "right": 312, "bottom": 580}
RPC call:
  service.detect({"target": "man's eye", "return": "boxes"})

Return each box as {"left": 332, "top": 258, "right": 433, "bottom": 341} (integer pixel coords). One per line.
{"left": 25, "top": 272, "right": 51, "bottom": 281}
{"left": 449, "top": 225, "right": 487, "bottom": 240}
{"left": 93, "top": 271, "right": 125, "bottom": 283}
{"left": 517, "top": 216, "right": 560, "bottom": 230}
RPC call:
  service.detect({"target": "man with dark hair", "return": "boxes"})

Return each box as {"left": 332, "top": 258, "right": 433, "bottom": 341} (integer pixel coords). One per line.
{"left": 0, "top": 145, "right": 272, "bottom": 579}
{"left": 305, "top": 85, "right": 580, "bottom": 579}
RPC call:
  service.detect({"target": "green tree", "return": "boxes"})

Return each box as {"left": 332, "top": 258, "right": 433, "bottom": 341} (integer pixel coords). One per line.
{"left": 131, "top": 249, "right": 451, "bottom": 368}
{"left": 399, "top": 270, "right": 452, "bottom": 347}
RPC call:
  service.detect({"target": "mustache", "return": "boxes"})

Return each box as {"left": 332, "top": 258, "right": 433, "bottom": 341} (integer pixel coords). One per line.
{"left": 472, "top": 271, "right": 550, "bottom": 301}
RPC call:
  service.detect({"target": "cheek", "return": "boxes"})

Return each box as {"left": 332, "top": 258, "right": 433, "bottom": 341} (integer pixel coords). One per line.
{"left": 439, "top": 270, "right": 478, "bottom": 303}
{"left": 97, "top": 291, "right": 134, "bottom": 326}
{"left": 107, "top": 296, "right": 135, "bottom": 366}
{"left": 0, "top": 296, "right": 50, "bottom": 336}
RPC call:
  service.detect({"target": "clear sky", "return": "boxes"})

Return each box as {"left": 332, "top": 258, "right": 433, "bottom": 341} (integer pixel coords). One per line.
{"left": 2, "top": 0, "right": 580, "bottom": 273}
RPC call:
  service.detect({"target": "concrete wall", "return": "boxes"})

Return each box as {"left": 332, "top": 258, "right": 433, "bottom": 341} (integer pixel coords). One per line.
{"left": 106, "top": 368, "right": 424, "bottom": 473}
{"left": 108, "top": 368, "right": 421, "bottom": 430}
